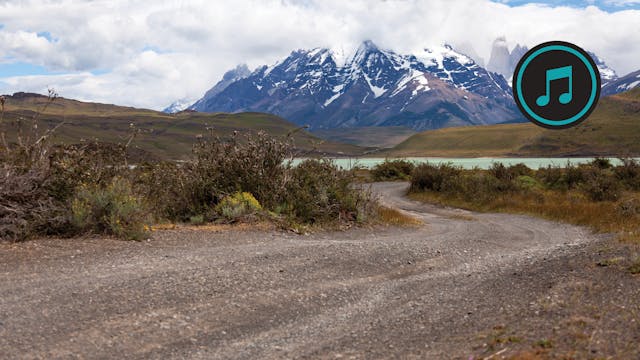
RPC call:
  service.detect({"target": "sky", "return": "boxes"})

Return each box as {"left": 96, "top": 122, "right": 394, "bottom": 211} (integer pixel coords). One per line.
{"left": 0, "top": 0, "right": 639, "bottom": 110}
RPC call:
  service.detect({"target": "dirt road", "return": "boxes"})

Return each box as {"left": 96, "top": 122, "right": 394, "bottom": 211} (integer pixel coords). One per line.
{"left": 1, "top": 182, "right": 638, "bottom": 359}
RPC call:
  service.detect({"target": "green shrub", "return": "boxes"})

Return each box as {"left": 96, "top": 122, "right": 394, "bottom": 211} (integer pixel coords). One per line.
{"left": 562, "top": 164, "right": 588, "bottom": 190}
{"left": 410, "top": 162, "right": 534, "bottom": 202}
{"left": 134, "top": 135, "right": 376, "bottom": 227}
{"left": 488, "top": 163, "right": 510, "bottom": 181}
{"left": 507, "top": 163, "right": 534, "bottom": 178}
{"left": 537, "top": 165, "right": 563, "bottom": 189}
{"left": 516, "top": 175, "right": 542, "bottom": 190}
{"left": 485, "top": 164, "right": 519, "bottom": 193}
{"left": 135, "top": 132, "right": 291, "bottom": 222}
{"left": 536, "top": 163, "right": 590, "bottom": 190}
{"left": 135, "top": 161, "right": 199, "bottom": 221}
{"left": 283, "top": 159, "right": 374, "bottom": 224}
{"left": 189, "top": 214, "right": 206, "bottom": 225}
{"left": 371, "top": 159, "right": 415, "bottom": 181}
{"left": 591, "top": 157, "right": 613, "bottom": 169}
{"left": 409, "top": 163, "right": 519, "bottom": 200}
{"left": 2, "top": 111, "right": 376, "bottom": 240}
{"left": 459, "top": 171, "right": 515, "bottom": 202}
{"left": 190, "top": 131, "right": 290, "bottom": 209}
{"left": 488, "top": 163, "right": 532, "bottom": 181}
{"left": 215, "top": 192, "right": 262, "bottom": 221}
{"left": 615, "top": 158, "right": 640, "bottom": 190}
{"left": 580, "top": 168, "right": 620, "bottom": 202}
{"left": 71, "top": 177, "right": 150, "bottom": 240}
{"left": 409, "top": 163, "right": 462, "bottom": 193}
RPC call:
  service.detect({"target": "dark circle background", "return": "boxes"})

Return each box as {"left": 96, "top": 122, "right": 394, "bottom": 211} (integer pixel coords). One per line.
{"left": 512, "top": 41, "right": 600, "bottom": 128}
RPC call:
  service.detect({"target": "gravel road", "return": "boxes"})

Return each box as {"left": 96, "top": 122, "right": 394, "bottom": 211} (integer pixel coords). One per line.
{"left": 0, "top": 182, "right": 621, "bottom": 359}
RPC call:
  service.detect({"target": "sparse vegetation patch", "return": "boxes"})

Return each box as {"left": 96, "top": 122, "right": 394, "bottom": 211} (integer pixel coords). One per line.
{"left": 408, "top": 158, "right": 640, "bottom": 243}
{"left": 0, "top": 92, "right": 378, "bottom": 241}
{"left": 371, "top": 159, "right": 415, "bottom": 181}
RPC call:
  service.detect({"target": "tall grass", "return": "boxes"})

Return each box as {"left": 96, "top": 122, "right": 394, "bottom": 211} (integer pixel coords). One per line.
{"left": 408, "top": 159, "right": 640, "bottom": 240}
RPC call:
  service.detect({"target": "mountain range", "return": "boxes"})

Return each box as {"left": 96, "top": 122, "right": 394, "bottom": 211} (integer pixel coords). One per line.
{"left": 602, "top": 69, "right": 640, "bottom": 96}
{"left": 167, "top": 39, "right": 637, "bottom": 131}
{"left": 180, "top": 40, "right": 522, "bottom": 131}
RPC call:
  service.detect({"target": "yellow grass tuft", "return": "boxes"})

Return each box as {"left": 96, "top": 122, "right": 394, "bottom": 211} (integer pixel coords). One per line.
{"left": 150, "top": 223, "right": 177, "bottom": 231}
{"left": 446, "top": 213, "right": 476, "bottom": 221}
{"left": 410, "top": 190, "right": 640, "bottom": 244}
{"left": 377, "top": 206, "right": 423, "bottom": 226}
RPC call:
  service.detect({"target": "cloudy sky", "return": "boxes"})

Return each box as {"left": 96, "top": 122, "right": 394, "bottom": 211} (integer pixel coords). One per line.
{"left": 0, "top": 0, "right": 639, "bottom": 110}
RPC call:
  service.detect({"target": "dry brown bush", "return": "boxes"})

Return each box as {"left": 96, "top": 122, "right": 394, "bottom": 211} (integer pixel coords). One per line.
{"left": 1, "top": 95, "right": 376, "bottom": 241}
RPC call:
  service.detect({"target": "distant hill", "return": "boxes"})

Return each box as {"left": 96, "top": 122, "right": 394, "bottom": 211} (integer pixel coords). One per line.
{"left": 387, "top": 123, "right": 544, "bottom": 157}
{"left": 0, "top": 92, "right": 364, "bottom": 159}
{"left": 312, "top": 126, "right": 416, "bottom": 148}
{"left": 386, "top": 88, "right": 640, "bottom": 157}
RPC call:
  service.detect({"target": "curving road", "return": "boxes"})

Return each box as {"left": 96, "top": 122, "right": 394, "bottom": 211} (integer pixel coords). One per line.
{"left": 0, "top": 182, "right": 598, "bottom": 359}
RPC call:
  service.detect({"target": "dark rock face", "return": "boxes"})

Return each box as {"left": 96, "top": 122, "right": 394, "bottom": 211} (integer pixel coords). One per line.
{"left": 601, "top": 69, "right": 640, "bottom": 96}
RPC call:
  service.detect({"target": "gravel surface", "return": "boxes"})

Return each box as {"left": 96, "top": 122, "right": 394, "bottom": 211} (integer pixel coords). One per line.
{"left": 1, "top": 182, "right": 638, "bottom": 359}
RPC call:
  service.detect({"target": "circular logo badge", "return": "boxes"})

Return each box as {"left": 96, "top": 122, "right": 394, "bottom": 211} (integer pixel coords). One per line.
{"left": 512, "top": 41, "right": 600, "bottom": 129}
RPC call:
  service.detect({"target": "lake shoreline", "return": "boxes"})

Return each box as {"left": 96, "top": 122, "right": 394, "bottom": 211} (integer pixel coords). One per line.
{"left": 294, "top": 156, "right": 638, "bottom": 170}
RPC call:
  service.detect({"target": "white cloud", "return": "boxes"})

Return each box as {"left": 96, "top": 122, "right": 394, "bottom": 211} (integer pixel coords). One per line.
{"left": 0, "top": 0, "right": 639, "bottom": 110}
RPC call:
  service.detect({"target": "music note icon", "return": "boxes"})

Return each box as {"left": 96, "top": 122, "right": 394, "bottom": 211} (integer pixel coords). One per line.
{"left": 536, "top": 65, "right": 573, "bottom": 107}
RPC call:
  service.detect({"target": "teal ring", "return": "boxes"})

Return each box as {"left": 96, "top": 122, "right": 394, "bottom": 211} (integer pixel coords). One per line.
{"left": 515, "top": 44, "right": 598, "bottom": 127}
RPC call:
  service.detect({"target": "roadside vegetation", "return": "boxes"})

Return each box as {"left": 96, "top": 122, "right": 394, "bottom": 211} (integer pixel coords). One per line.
{"left": 405, "top": 159, "right": 640, "bottom": 243}
{"left": 0, "top": 91, "right": 381, "bottom": 242}
{"left": 370, "top": 159, "right": 415, "bottom": 181}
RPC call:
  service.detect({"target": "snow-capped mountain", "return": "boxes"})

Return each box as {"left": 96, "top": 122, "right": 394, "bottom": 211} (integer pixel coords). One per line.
{"left": 452, "top": 42, "right": 485, "bottom": 66}
{"left": 587, "top": 52, "right": 618, "bottom": 88}
{"left": 190, "top": 64, "right": 251, "bottom": 111}
{"left": 486, "top": 37, "right": 528, "bottom": 81}
{"left": 190, "top": 40, "right": 522, "bottom": 130}
{"left": 602, "top": 69, "right": 640, "bottom": 96}
{"left": 163, "top": 98, "right": 195, "bottom": 114}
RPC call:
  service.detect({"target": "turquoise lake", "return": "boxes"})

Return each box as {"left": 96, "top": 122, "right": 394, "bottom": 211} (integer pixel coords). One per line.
{"left": 294, "top": 157, "right": 632, "bottom": 170}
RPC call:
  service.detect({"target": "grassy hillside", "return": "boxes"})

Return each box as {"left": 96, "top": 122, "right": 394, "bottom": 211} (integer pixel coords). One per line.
{"left": 0, "top": 93, "right": 364, "bottom": 159}
{"left": 388, "top": 123, "right": 543, "bottom": 157}
{"left": 386, "top": 88, "right": 640, "bottom": 157}
{"left": 312, "top": 126, "right": 416, "bottom": 148}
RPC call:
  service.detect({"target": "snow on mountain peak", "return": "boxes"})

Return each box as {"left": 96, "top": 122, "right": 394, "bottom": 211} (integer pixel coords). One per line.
{"left": 351, "top": 40, "right": 383, "bottom": 67}
{"left": 188, "top": 41, "right": 522, "bottom": 130}
{"left": 163, "top": 98, "right": 195, "bottom": 113}
{"left": 418, "top": 45, "right": 475, "bottom": 70}
{"left": 328, "top": 46, "right": 354, "bottom": 67}
{"left": 601, "top": 69, "right": 640, "bottom": 96}
{"left": 358, "top": 40, "right": 378, "bottom": 52}
{"left": 586, "top": 51, "right": 618, "bottom": 86}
